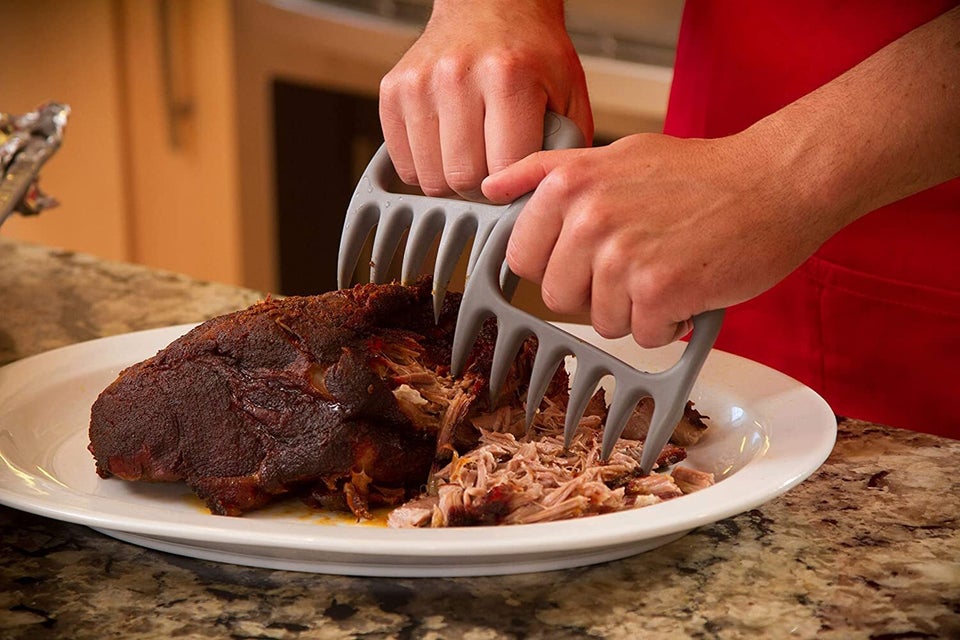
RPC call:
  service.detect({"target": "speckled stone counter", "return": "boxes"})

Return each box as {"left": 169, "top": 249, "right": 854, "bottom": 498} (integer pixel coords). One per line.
{"left": 1, "top": 238, "right": 958, "bottom": 640}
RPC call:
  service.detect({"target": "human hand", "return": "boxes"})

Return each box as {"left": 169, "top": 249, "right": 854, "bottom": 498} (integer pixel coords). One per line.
{"left": 481, "top": 132, "right": 840, "bottom": 347}
{"left": 379, "top": 0, "right": 593, "bottom": 200}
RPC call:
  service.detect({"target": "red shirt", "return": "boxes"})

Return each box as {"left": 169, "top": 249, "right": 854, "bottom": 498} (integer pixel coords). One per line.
{"left": 664, "top": 1, "right": 960, "bottom": 437}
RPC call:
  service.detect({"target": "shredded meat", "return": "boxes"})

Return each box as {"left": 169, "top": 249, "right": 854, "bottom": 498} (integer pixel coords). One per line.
{"left": 389, "top": 398, "right": 715, "bottom": 528}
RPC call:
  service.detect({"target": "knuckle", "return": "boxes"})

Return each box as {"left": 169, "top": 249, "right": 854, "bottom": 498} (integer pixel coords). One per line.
{"left": 628, "top": 274, "right": 685, "bottom": 348}
{"left": 382, "top": 141, "right": 417, "bottom": 186}
{"left": 481, "top": 53, "right": 546, "bottom": 104}
{"left": 380, "top": 67, "right": 420, "bottom": 102}
{"left": 631, "top": 326, "right": 668, "bottom": 350}
{"left": 481, "top": 51, "right": 530, "bottom": 85}
{"left": 490, "top": 143, "right": 539, "bottom": 174}
{"left": 434, "top": 55, "right": 472, "bottom": 87}
{"left": 540, "top": 275, "right": 585, "bottom": 314}
{"left": 505, "top": 244, "right": 534, "bottom": 281}
{"left": 566, "top": 212, "right": 599, "bottom": 243}
{"left": 631, "top": 268, "right": 672, "bottom": 306}
{"left": 488, "top": 155, "right": 518, "bottom": 176}
{"left": 411, "top": 162, "right": 448, "bottom": 195}
{"left": 378, "top": 72, "right": 400, "bottom": 100}
{"left": 593, "top": 203, "right": 624, "bottom": 231}
{"left": 630, "top": 313, "right": 673, "bottom": 349}
{"left": 592, "top": 317, "right": 627, "bottom": 340}
{"left": 444, "top": 162, "right": 485, "bottom": 195}
{"left": 390, "top": 66, "right": 432, "bottom": 99}
{"left": 540, "top": 285, "right": 566, "bottom": 313}
{"left": 539, "top": 164, "right": 578, "bottom": 199}
{"left": 591, "top": 247, "right": 622, "bottom": 286}
{"left": 595, "top": 243, "right": 621, "bottom": 272}
{"left": 419, "top": 178, "right": 454, "bottom": 198}
{"left": 394, "top": 164, "right": 418, "bottom": 186}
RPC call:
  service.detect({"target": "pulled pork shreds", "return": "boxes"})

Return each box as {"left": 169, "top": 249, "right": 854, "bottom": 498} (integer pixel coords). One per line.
{"left": 387, "top": 396, "right": 715, "bottom": 528}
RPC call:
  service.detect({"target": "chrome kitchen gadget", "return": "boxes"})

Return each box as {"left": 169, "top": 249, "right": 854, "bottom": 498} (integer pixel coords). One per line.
{"left": 337, "top": 112, "right": 724, "bottom": 474}
{"left": 0, "top": 102, "right": 70, "bottom": 228}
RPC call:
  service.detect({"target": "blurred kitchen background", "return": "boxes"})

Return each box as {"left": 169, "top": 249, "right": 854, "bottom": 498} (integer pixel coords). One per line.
{"left": 1, "top": 0, "right": 682, "bottom": 296}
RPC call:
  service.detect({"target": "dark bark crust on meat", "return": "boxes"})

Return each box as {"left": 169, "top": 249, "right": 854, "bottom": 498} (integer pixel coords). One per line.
{"left": 88, "top": 278, "right": 495, "bottom": 516}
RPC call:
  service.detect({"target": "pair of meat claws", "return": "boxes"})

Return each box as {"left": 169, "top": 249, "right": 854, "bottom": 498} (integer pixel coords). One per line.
{"left": 338, "top": 112, "right": 724, "bottom": 474}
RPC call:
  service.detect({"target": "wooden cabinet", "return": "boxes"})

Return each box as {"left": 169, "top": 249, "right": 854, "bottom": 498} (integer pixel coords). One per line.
{"left": 1, "top": 0, "right": 133, "bottom": 267}
{"left": 1, "top": 0, "right": 244, "bottom": 286}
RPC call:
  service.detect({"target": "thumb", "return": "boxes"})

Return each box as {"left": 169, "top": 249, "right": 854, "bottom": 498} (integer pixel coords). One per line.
{"left": 481, "top": 148, "right": 586, "bottom": 204}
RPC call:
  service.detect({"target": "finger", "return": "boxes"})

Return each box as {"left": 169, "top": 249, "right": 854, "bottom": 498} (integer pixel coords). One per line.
{"left": 630, "top": 301, "right": 689, "bottom": 349}
{"left": 481, "top": 148, "right": 587, "bottom": 204}
{"left": 505, "top": 182, "right": 563, "bottom": 285}
{"left": 379, "top": 97, "right": 417, "bottom": 185}
{"left": 589, "top": 250, "right": 633, "bottom": 339}
{"left": 564, "top": 84, "right": 595, "bottom": 147}
{"left": 406, "top": 111, "right": 451, "bottom": 197}
{"left": 539, "top": 220, "right": 593, "bottom": 314}
{"left": 438, "top": 91, "right": 488, "bottom": 200}
{"left": 483, "top": 88, "right": 545, "bottom": 176}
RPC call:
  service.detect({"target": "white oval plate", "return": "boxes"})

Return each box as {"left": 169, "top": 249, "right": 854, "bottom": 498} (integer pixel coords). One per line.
{"left": 0, "top": 323, "right": 835, "bottom": 576}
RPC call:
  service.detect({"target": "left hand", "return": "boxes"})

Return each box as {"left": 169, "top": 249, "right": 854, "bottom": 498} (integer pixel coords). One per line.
{"left": 481, "top": 132, "right": 835, "bottom": 348}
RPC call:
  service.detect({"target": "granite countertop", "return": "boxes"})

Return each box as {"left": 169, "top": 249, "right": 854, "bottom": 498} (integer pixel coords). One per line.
{"left": 1, "top": 238, "right": 958, "bottom": 640}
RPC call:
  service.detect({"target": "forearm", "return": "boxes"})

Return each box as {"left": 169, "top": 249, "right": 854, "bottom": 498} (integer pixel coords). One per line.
{"left": 428, "top": 0, "right": 565, "bottom": 25}
{"left": 746, "top": 6, "right": 960, "bottom": 236}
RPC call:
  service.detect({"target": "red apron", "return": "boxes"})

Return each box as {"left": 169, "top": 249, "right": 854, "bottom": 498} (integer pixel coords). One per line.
{"left": 664, "top": 0, "right": 960, "bottom": 437}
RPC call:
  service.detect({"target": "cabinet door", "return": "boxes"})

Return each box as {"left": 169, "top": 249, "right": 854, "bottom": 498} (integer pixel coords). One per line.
{"left": 0, "top": 0, "right": 130, "bottom": 261}
{"left": 1, "top": 0, "right": 244, "bottom": 287}
{"left": 119, "top": 0, "right": 243, "bottom": 286}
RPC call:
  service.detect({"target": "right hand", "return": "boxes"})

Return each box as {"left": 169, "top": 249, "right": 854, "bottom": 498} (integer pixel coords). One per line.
{"left": 378, "top": 0, "right": 593, "bottom": 200}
